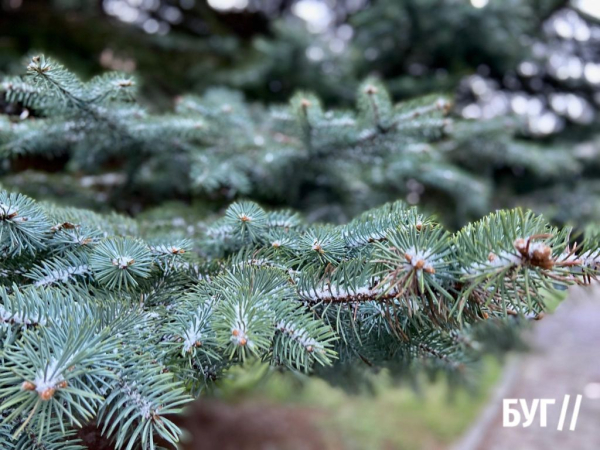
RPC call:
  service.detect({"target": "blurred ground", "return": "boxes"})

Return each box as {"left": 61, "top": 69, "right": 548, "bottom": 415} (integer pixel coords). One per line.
{"left": 177, "top": 400, "right": 329, "bottom": 450}
{"left": 455, "top": 286, "right": 600, "bottom": 450}
{"left": 174, "top": 360, "right": 501, "bottom": 450}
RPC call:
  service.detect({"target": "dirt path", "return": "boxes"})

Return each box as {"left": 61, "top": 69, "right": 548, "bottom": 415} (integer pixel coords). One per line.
{"left": 454, "top": 286, "right": 600, "bottom": 450}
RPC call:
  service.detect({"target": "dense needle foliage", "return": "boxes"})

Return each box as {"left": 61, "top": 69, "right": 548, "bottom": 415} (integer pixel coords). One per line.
{"left": 0, "top": 188, "right": 599, "bottom": 448}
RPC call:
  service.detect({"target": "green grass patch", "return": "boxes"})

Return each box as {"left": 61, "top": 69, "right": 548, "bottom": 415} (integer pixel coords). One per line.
{"left": 216, "top": 358, "right": 502, "bottom": 450}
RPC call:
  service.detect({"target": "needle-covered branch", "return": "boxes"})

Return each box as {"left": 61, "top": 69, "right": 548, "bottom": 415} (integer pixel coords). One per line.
{"left": 1, "top": 188, "right": 596, "bottom": 449}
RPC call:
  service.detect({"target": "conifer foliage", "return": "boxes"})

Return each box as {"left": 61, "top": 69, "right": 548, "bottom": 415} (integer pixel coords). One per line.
{"left": 1, "top": 2, "right": 599, "bottom": 447}
{"left": 0, "top": 187, "right": 599, "bottom": 449}
{"left": 1, "top": 56, "right": 485, "bottom": 222}
{"left": 3, "top": 53, "right": 598, "bottom": 227}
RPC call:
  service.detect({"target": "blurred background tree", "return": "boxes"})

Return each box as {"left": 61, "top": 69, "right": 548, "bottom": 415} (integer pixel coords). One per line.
{"left": 0, "top": 0, "right": 576, "bottom": 103}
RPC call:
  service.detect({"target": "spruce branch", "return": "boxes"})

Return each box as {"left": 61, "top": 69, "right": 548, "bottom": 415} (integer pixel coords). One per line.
{"left": 0, "top": 191, "right": 50, "bottom": 257}
{"left": 0, "top": 189, "right": 597, "bottom": 449}
{"left": 90, "top": 238, "right": 153, "bottom": 291}
{"left": 2, "top": 55, "right": 488, "bottom": 223}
